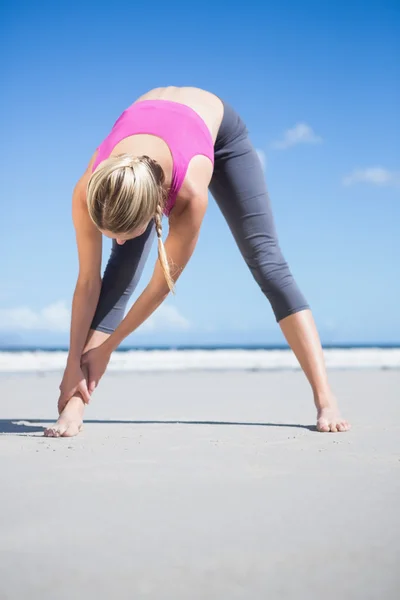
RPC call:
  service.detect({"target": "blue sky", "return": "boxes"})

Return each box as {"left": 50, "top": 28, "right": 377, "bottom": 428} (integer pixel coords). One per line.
{"left": 0, "top": 0, "right": 399, "bottom": 347}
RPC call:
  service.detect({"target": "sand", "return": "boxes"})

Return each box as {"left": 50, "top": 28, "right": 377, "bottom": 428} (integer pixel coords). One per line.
{"left": 0, "top": 369, "right": 399, "bottom": 599}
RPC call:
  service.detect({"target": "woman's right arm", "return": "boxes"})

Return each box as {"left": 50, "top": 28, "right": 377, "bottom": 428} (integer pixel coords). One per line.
{"left": 59, "top": 177, "right": 103, "bottom": 406}
{"left": 68, "top": 178, "right": 102, "bottom": 363}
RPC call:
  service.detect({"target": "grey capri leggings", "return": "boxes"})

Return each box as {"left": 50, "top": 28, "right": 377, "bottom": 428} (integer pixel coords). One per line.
{"left": 91, "top": 100, "right": 309, "bottom": 333}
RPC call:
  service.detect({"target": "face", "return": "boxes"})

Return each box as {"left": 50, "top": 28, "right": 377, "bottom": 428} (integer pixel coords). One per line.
{"left": 101, "top": 223, "right": 149, "bottom": 245}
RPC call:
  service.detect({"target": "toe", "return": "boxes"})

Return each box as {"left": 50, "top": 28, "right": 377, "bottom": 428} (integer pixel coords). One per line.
{"left": 44, "top": 422, "right": 67, "bottom": 438}
{"left": 56, "top": 423, "right": 68, "bottom": 437}
{"left": 317, "top": 419, "right": 330, "bottom": 433}
{"left": 330, "top": 423, "right": 338, "bottom": 433}
{"left": 337, "top": 423, "right": 346, "bottom": 432}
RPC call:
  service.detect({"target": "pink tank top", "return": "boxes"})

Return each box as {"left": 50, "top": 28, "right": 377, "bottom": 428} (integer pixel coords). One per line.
{"left": 92, "top": 99, "right": 215, "bottom": 216}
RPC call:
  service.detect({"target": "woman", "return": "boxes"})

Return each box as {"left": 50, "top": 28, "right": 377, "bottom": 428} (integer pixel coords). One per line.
{"left": 45, "top": 86, "right": 350, "bottom": 438}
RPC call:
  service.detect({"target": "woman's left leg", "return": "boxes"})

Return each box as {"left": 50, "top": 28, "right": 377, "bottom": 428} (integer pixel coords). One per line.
{"left": 210, "top": 108, "right": 350, "bottom": 432}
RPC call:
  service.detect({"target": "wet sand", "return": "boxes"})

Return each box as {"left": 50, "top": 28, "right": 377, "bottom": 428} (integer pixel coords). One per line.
{"left": 0, "top": 369, "right": 399, "bottom": 599}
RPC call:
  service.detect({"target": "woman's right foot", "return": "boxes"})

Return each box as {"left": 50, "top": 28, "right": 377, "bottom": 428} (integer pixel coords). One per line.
{"left": 44, "top": 395, "right": 85, "bottom": 438}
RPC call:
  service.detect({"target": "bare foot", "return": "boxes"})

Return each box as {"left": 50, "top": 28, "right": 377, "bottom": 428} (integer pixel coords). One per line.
{"left": 44, "top": 395, "right": 85, "bottom": 438}
{"left": 316, "top": 393, "right": 351, "bottom": 433}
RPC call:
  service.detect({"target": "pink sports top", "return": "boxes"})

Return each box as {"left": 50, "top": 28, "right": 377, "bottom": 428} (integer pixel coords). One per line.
{"left": 92, "top": 99, "right": 215, "bottom": 216}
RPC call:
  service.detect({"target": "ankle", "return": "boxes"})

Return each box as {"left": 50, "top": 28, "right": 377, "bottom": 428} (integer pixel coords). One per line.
{"left": 63, "top": 394, "right": 86, "bottom": 410}
{"left": 313, "top": 388, "right": 336, "bottom": 410}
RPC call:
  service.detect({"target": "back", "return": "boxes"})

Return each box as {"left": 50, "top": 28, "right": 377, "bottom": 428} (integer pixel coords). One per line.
{"left": 92, "top": 98, "right": 215, "bottom": 215}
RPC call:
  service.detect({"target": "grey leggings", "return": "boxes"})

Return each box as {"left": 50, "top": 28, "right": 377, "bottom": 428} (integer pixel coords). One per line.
{"left": 91, "top": 100, "right": 309, "bottom": 333}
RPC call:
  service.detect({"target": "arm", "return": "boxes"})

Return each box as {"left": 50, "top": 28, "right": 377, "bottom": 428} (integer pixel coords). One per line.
{"left": 81, "top": 193, "right": 208, "bottom": 386}
{"left": 67, "top": 179, "right": 103, "bottom": 364}
{"left": 58, "top": 177, "right": 103, "bottom": 408}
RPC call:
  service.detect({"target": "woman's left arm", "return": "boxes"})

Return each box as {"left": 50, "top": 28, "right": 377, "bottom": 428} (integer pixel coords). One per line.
{"left": 81, "top": 193, "right": 208, "bottom": 386}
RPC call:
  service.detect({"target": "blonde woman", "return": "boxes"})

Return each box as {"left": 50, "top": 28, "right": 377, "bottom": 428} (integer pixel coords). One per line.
{"left": 45, "top": 86, "right": 350, "bottom": 437}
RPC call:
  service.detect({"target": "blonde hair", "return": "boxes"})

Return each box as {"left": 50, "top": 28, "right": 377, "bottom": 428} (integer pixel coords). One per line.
{"left": 87, "top": 154, "right": 175, "bottom": 293}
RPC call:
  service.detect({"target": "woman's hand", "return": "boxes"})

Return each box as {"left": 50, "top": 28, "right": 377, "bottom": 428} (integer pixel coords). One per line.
{"left": 81, "top": 344, "right": 111, "bottom": 393}
{"left": 58, "top": 362, "right": 92, "bottom": 414}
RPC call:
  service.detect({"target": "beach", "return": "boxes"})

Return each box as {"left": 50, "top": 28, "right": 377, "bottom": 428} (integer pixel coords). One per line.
{"left": 0, "top": 368, "right": 399, "bottom": 599}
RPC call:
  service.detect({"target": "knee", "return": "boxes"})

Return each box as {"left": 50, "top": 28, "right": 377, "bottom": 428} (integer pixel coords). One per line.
{"left": 245, "top": 242, "right": 309, "bottom": 320}
{"left": 245, "top": 239, "right": 290, "bottom": 290}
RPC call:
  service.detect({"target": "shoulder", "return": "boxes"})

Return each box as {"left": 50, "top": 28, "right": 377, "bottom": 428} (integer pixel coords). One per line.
{"left": 168, "top": 180, "right": 208, "bottom": 228}
{"left": 172, "top": 154, "right": 211, "bottom": 213}
{"left": 173, "top": 153, "right": 213, "bottom": 218}
{"left": 73, "top": 151, "right": 98, "bottom": 203}
{"left": 177, "top": 178, "right": 208, "bottom": 206}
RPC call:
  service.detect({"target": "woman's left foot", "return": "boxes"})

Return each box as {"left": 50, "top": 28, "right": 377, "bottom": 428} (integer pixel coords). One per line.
{"left": 44, "top": 395, "right": 84, "bottom": 438}
{"left": 316, "top": 394, "right": 351, "bottom": 432}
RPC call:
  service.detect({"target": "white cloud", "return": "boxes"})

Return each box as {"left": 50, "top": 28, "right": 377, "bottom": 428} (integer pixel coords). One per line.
{"left": 272, "top": 123, "right": 322, "bottom": 150}
{"left": 343, "top": 167, "right": 400, "bottom": 187}
{"left": 0, "top": 301, "right": 70, "bottom": 332}
{"left": 0, "top": 301, "right": 191, "bottom": 334}
{"left": 137, "top": 304, "right": 190, "bottom": 332}
{"left": 256, "top": 149, "right": 266, "bottom": 170}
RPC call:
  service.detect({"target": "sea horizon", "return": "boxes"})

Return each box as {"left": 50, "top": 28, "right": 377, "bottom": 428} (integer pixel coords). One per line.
{"left": 1, "top": 344, "right": 399, "bottom": 373}
{"left": 1, "top": 342, "right": 400, "bottom": 352}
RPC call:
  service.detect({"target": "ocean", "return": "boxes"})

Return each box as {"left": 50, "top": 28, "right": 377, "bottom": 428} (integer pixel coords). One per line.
{"left": 0, "top": 345, "right": 399, "bottom": 373}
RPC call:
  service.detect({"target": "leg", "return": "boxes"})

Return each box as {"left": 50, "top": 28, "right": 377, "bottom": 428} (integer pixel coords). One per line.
{"left": 91, "top": 220, "right": 157, "bottom": 333}
{"left": 210, "top": 107, "right": 349, "bottom": 432}
{"left": 45, "top": 222, "right": 156, "bottom": 437}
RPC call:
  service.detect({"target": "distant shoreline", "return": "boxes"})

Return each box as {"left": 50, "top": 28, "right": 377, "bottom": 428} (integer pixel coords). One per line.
{"left": 1, "top": 347, "right": 399, "bottom": 373}
{"left": 1, "top": 343, "right": 400, "bottom": 352}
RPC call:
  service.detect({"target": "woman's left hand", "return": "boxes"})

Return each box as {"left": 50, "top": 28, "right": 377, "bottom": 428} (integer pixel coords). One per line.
{"left": 81, "top": 344, "right": 112, "bottom": 394}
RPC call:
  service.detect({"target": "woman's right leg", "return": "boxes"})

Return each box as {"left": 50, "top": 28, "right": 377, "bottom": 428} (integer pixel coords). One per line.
{"left": 44, "top": 222, "right": 156, "bottom": 437}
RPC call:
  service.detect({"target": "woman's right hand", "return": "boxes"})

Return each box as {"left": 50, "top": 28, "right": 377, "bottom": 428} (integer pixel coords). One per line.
{"left": 57, "top": 361, "right": 92, "bottom": 414}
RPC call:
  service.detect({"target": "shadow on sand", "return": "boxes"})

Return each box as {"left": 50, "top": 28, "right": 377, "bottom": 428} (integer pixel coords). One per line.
{"left": 0, "top": 419, "right": 317, "bottom": 435}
